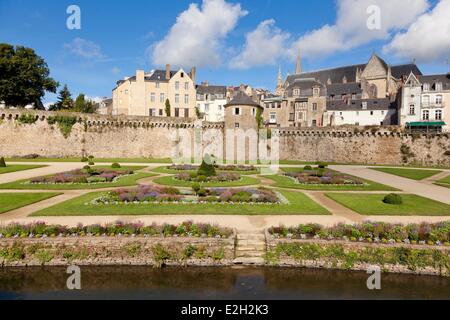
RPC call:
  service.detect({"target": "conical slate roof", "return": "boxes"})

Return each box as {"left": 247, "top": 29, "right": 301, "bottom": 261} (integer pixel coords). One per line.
{"left": 224, "top": 91, "right": 262, "bottom": 108}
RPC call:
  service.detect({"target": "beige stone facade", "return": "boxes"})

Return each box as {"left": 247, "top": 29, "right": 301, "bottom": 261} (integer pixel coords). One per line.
{"left": 112, "top": 65, "right": 197, "bottom": 118}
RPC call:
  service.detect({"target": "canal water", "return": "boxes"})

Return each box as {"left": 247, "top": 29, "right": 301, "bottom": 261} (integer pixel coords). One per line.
{"left": 0, "top": 266, "right": 449, "bottom": 300}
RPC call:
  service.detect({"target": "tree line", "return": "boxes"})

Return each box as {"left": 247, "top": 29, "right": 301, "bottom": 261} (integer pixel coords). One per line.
{"left": 0, "top": 43, "right": 98, "bottom": 113}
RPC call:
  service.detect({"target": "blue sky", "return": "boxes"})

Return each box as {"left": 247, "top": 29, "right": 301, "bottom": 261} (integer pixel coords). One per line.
{"left": 0, "top": 0, "right": 449, "bottom": 105}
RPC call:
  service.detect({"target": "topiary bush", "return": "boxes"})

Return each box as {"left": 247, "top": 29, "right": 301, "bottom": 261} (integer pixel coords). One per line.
{"left": 0, "top": 157, "right": 6, "bottom": 167}
{"left": 304, "top": 165, "right": 313, "bottom": 171}
{"left": 111, "top": 163, "right": 121, "bottom": 169}
{"left": 81, "top": 157, "right": 88, "bottom": 162}
{"left": 88, "top": 161, "right": 95, "bottom": 166}
{"left": 383, "top": 194, "right": 403, "bottom": 205}
{"left": 198, "top": 158, "right": 216, "bottom": 177}
{"left": 317, "top": 162, "right": 328, "bottom": 169}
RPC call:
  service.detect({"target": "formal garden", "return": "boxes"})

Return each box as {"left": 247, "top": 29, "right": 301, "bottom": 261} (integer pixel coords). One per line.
{"left": 0, "top": 157, "right": 46, "bottom": 175}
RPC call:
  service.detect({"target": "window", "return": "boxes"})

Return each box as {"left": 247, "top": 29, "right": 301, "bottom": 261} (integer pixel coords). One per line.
{"left": 351, "top": 94, "right": 356, "bottom": 100}
{"left": 423, "top": 83, "right": 430, "bottom": 91}
{"left": 313, "top": 88, "right": 320, "bottom": 96}
{"left": 423, "top": 95, "right": 430, "bottom": 106}
{"left": 184, "top": 94, "right": 189, "bottom": 104}
{"left": 436, "top": 82, "right": 443, "bottom": 91}
{"left": 370, "top": 111, "right": 374, "bottom": 116}
{"left": 235, "top": 123, "right": 240, "bottom": 128}
{"left": 423, "top": 110, "right": 430, "bottom": 120}
{"left": 159, "top": 109, "right": 163, "bottom": 116}
{"left": 205, "top": 104, "right": 209, "bottom": 113}
{"left": 180, "top": 72, "right": 184, "bottom": 78}
{"left": 155, "top": 82, "right": 160, "bottom": 89}
{"left": 409, "top": 105, "right": 415, "bottom": 115}
{"left": 312, "top": 120, "right": 317, "bottom": 127}
{"left": 381, "top": 110, "right": 385, "bottom": 115}
{"left": 436, "top": 95, "right": 443, "bottom": 105}
{"left": 184, "top": 108, "right": 189, "bottom": 118}
{"left": 269, "top": 112, "right": 277, "bottom": 124}
{"left": 234, "top": 107, "right": 240, "bottom": 116}
{"left": 185, "top": 82, "right": 189, "bottom": 90}
{"left": 312, "top": 103, "right": 318, "bottom": 111}
{"left": 356, "top": 111, "right": 359, "bottom": 116}
{"left": 293, "top": 89, "right": 300, "bottom": 96}
{"left": 160, "top": 93, "right": 165, "bottom": 103}
{"left": 175, "top": 81, "right": 179, "bottom": 90}
{"left": 124, "top": 89, "right": 129, "bottom": 95}
{"left": 150, "top": 93, "right": 155, "bottom": 102}
{"left": 175, "top": 108, "right": 180, "bottom": 117}
{"left": 298, "top": 112, "right": 303, "bottom": 120}
{"left": 218, "top": 105, "right": 222, "bottom": 111}
{"left": 362, "top": 102, "right": 368, "bottom": 110}
{"left": 436, "top": 110, "right": 442, "bottom": 120}
{"left": 277, "top": 103, "right": 281, "bottom": 109}
{"left": 149, "top": 108, "right": 156, "bottom": 117}
{"left": 252, "top": 108, "right": 256, "bottom": 117}
{"left": 175, "top": 94, "right": 180, "bottom": 103}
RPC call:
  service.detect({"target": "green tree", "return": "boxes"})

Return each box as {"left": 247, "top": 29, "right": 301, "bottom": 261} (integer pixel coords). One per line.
{"left": 74, "top": 94, "right": 98, "bottom": 114}
{"left": 165, "top": 99, "right": 171, "bottom": 117}
{"left": 0, "top": 157, "right": 6, "bottom": 167}
{"left": 0, "top": 43, "right": 58, "bottom": 108}
{"left": 49, "top": 85, "right": 73, "bottom": 111}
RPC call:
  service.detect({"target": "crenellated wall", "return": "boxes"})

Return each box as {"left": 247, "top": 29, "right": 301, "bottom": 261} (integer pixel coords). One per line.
{"left": 0, "top": 110, "right": 449, "bottom": 166}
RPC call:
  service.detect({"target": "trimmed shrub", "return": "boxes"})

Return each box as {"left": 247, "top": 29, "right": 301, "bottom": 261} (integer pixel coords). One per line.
{"left": 383, "top": 194, "right": 403, "bottom": 205}
{"left": 192, "top": 183, "right": 201, "bottom": 193}
{"left": 83, "top": 165, "right": 91, "bottom": 170}
{"left": 81, "top": 157, "right": 89, "bottom": 162}
{"left": 303, "top": 165, "right": 313, "bottom": 171}
{"left": 317, "top": 162, "right": 328, "bottom": 169}
{"left": 197, "top": 188, "right": 207, "bottom": 197}
{"left": 88, "top": 161, "right": 95, "bottom": 166}
{"left": 0, "top": 157, "right": 6, "bottom": 167}
{"left": 111, "top": 163, "right": 121, "bottom": 169}
{"left": 198, "top": 158, "right": 216, "bottom": 177}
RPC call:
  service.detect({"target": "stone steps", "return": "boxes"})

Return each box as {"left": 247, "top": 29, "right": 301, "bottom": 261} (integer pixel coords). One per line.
{"left": 234, "top": 232, "right": 266, "bottom": 266}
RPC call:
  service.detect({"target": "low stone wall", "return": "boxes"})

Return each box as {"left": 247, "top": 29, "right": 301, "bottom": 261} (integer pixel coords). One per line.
{"left": 266, "top": 232, "right": 450, "bottom": 277}
{"left": 0, "top": 235, "right": 236, "bottom": 267}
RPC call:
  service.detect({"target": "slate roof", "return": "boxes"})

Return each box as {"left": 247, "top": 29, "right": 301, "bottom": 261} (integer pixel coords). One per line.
{"left": 224, "top": 91, "right": 262, "bottom": 108}
{"left": 287, "top": 78, "right": 324, "bottom": 90}
{"left": 326, "top": 82, "right": 362, "bottom": 96}
{"left": 196, "top": 85, "right": 227, "bottom": 95}
{"left": 286, "top": 62, "right": 422, "bottom": 86}
{"left": 419, "top": 74, "right": 450, "bottom": 90}
{"left": 115, "top": 70, "right": 178, "bottom": 86}
{"left": 327, "top": 98, "right": 394, "bottom": 111}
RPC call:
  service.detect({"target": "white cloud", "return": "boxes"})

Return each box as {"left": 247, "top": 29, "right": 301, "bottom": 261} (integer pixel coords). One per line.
{"left": 64, "top": 38, "right": 104, "bottom": 59}
{"left": 111, "top": 66, "right": 121, "bottom": 75}
{"left": 150, "top": 0, "right": 247, "bottom": 68}
{"left": 383, "top": 0, "right": 450, "bottom": 63}
{"left": 229, "top": 19, "right": 290, "bottom": 69}
{"left": 291, "top": 0, "right": 429, "bottom": 59}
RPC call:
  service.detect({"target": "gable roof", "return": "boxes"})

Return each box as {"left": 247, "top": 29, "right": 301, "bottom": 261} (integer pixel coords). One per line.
{"left": 326, "top": 82, "right": 362, "bottom": 96}
{"left": 196, "top": 85, "right": 227, "bottom": 95}
{"left": 327, "top": 98, "right": 394, "bottom": 111}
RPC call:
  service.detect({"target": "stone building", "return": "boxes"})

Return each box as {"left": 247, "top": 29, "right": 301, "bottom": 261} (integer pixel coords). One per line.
{"left": 97, "top": 98, "right": 113, "bottom": 115}
{"left": 196, "top": 83, "right": 227, "bottom": 122}
{"left": 112, "top": 65, "right": 197, "bottom": 118}
{"left": 399, "top": 72, "right": 450, "bottom": 132}
{"left": 224, "top": 91, "right": 263, "bottom": 162}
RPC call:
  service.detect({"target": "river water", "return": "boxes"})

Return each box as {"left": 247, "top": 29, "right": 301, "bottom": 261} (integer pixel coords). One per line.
{"left": 0, "top": 266, "right": 449, "bottom": 300}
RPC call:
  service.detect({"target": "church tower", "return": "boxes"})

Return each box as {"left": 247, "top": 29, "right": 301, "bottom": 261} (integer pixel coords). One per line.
{"left": 295, "top": 49, "right": 302, "bottom": 74}
{"left": 275, "top": 65, "right": 285, "bottom": 97}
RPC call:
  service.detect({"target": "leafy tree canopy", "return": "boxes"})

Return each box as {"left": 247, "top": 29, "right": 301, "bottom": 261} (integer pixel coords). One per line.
{"left": 0, "top": 43, "right": 58, "bottom": 108}
{"left": 49, "top": 85, "right": 73, "bottom": 111}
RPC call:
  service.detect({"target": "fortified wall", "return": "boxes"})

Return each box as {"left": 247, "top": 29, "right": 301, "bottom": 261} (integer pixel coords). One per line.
{"left": 0, "top": 110, "right": 449, "bottom": 166}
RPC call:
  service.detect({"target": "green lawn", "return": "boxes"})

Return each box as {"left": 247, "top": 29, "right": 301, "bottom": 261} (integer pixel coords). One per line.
{"left": 152, "top": 175, "right": 261, "bottom": 188}
{"left": 0, "top": 165, "right": 46, "bottom": 175}
{"left": 370, "top": 167, "right": 442, "bottom": 180}
{"left": 434, "top": 175, "right": 450, "bottom": 188}
{"left": 263, "top": 174, "right": 398, "bottom": 191}
{"left": 326, "top": 193, "right": 450, "bottom": 216}
{"left": 0, "top": 171, "right": 157, "bottom": 190}
{"left": 32, "top": 189, "right": 330, "bottom": 216}
{"left": 151, "top": 166, "right": 260, "bottom": 175}
{"left": 0, "top": 192, "right": 62, "bottom": 214}
{"left": 6, "top": 157, "right": 173, "bottom": 163}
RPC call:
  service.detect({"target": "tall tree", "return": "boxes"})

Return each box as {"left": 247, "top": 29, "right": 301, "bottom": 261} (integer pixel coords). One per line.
{"left": 165, "top": 99, "right": 171, "bottom": 117}
{"left": 49, "top": 85, "right": 73, "bottom": 111}
{"left": 74, "top": 94, "right": 98, "bottom": 113}
{"left": 0, "top": 43, "right": 58, "bottom": 108}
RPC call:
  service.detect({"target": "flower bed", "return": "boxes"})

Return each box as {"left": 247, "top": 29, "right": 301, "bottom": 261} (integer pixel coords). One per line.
{"left": 88, "top": 186, "right": 285, "bottom": 205}
{"left": 284, "top": 168, "right": 364, "bottom": 185}
{"left": 28, "top": 167, "right": 135, "bottom": 185}
{"left": 175, "top": 172, "right": 241, "bottom": 183}
{"left": 268, "top": 222, "right": 450, "bottom": 246}
{"left": 195, "top": 187, "right": 283, "bottom": 204}
{"left": 167, "top": 164, "right": 256, "bottom": 172}
{"left": 0, "top": 221, "right": 233, "bottom": 238}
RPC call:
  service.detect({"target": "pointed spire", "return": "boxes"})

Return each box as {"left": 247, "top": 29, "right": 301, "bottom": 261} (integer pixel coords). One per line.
{"left": 277, "top": 65, "right": 283, "bottom": 87}
{"left": 295, "top": 49, "right": 302, "bottom": 74}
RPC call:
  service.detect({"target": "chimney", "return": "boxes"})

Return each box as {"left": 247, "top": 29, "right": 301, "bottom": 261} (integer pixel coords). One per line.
{"left": 136, "top": 70, "right": 145, "bottom": 82}
{"left": 165, "top": 64, "right": 171, "bottom": 80}
{"left": 190, "top": 67, "right": 197, "bottom": 83}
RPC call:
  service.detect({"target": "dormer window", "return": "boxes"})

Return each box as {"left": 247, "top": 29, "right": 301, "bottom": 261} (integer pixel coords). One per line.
{"left": 436, "top": 82, "right": 443, "bottom": 91}
{"left": 293, "top": 89, "right": 300, "bottom": 96}
{"left": 423, "top": 83, "right": 430, "bottom": 91}
{"left": 362, "top": 102, "right": 368, "bottom": 110}
{"left": 313, "top": 88, "right": 320, "bottom": 96}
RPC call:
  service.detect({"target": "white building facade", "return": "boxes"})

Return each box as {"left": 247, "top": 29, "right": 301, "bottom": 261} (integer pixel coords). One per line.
{"left": 196, "top": 83, "right": 227, "bottom": 122}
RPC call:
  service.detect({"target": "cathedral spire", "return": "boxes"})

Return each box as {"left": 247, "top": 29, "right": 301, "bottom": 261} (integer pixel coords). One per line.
{"left": 295, "top": 49, "right": 302, "bottom": 74}
{"left": 277, "top": 65, "right": 283, "bottom": 87}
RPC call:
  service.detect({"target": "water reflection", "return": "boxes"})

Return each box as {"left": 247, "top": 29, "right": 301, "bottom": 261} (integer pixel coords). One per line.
{"left": 0, "top": 266, "right": 448, "bottom": 300}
